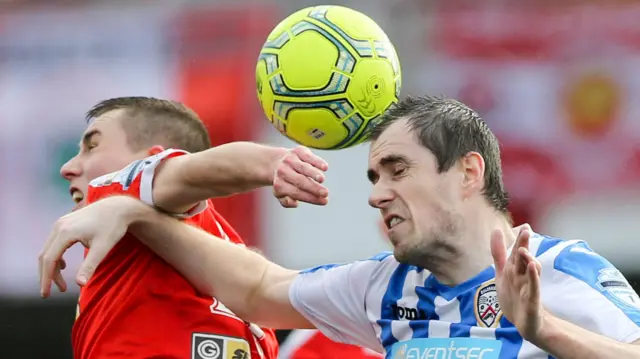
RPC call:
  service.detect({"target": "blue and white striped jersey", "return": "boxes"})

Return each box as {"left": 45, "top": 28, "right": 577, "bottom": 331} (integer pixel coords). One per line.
{"left": 289, "top": 234, "right": 640, "bottom": 358}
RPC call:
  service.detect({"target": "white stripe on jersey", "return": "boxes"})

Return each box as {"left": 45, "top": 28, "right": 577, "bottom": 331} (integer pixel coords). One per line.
{"left": 365, "top": 255, "right": 400, "bottom": 353}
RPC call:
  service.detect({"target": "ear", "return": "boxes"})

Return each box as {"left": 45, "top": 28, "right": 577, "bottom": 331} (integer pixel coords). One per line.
{"left": 147, "top": 145, "right": 165, "bottom": 156}
{"left": 461, "top": 151, "right": 485, "bottom": 198}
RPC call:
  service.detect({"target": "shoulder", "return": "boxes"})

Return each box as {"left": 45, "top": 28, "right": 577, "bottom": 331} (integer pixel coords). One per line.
{"left": 299, "top": 251, "right": 395, "bottom": 276}
{"left": 293, "top": 251, "right": 397, "bottom": 300}
{"left": 531, "top": 233, "right": 615, "bottom": 275}
{"left": 530, "top": 233, "right": 608, "bottom": 275}
{"left": 534, "top": 233, "right": 640, "bottom": 307}
{"left": 89, "top": 149, "right": 189, "bottom": 190}
{"left": 89, "top": 160, "right": 144, "bottom": 190}
{"left": 533, "top": 233, "right": 640, "bottom": 338}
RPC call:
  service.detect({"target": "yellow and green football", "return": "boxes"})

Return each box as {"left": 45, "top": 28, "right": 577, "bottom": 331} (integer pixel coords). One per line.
{"left": 256, "top": 5, "right": 402, "bottom": 150}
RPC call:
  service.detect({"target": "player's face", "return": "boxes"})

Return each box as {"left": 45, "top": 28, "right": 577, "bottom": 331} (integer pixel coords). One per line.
{"left": 367, "top": 119, "right": 464, "bottom": 266}
{"left": 60, "top": 110, "right": 148, "bottom": 210}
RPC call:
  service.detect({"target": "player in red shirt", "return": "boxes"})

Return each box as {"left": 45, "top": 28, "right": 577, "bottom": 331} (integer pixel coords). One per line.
{"left": 45, "top": 97, "right": 328, "bottom": 359}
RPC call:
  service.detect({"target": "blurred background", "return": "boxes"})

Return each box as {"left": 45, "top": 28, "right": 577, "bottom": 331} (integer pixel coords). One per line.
{"left": 2, "top": 0, "right": 640, "bottom": 357}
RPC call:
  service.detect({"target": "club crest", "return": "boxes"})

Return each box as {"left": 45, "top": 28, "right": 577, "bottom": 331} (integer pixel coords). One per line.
{"left": 474, "top": 280, "right": 503, "bottom": 328}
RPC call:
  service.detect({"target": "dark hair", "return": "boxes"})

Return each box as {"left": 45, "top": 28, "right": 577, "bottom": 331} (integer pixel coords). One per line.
{"left": 86, "top": 96, "right": 211, "bottom": 153}
{"left": 369, "top": 95, "right": 510, "bottom": 214}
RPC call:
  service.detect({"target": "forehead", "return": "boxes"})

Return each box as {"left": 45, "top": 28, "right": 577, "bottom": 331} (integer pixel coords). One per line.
{"left": 82, "top": 108, "right": 127, "bottom": 136}
{"left": 368, "top": 119, "right": 421, "bottom": 166}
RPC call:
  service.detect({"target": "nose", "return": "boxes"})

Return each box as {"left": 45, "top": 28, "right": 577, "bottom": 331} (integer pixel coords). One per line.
{"left": 60, "top": 155, "right": 82, "bottom": 181}
{"left": 368, "top": 181, "right": 394, "bottom": 209}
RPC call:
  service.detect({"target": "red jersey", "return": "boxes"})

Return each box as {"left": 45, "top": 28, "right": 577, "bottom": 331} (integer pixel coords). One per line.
{"left": 72, "top": 149, "right": 278, "bottom": 359}
{"left": 279, "top": 330, "right": 383, "bottom": 359}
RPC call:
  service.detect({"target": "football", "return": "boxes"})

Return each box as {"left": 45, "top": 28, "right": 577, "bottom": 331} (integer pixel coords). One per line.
{"left": 256, "top": 5, "right": 402, "bottom": 150}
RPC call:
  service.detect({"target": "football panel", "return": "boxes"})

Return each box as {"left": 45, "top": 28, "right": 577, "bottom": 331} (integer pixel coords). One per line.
{"left": 341, "top": 107, "right": 391, "bottom": 148}
{"left": 255, "top": 55, "right": 276, "bottom": 122}
{"left": 278, "top": 29, "right": 339, "bottom": 90}
{"left": 376, "top": 41, "right": 402, "bottom": 99}
{"left": 345, "top": 57, "right": 398, "bottom": 119}
{"left": 307, "top": 6, "right": 376, "bottom": 58}
{"left": 333, "top": 112, "right": 371, "bottom": 149}
{"left": 286, "top": 107, "right": 349, "bottom": 149}
{"left": 274, "top": 99, "right": 363, "bottom": 150}
{"left": 265, "top": 20, "right": 356, "bottom": 98}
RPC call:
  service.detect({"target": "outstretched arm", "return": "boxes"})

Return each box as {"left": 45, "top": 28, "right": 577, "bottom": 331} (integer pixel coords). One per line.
{"left": 130, "top": 199, "right": 308, "bottom": 328}
{"left": 41, "top": 195, "right": 388, "bottom": 349}
{"left": 40, "top": 195, "right": 310, "bottom": 329}
{"left": 151, "top": 143, "right": 328, "bottom": 214}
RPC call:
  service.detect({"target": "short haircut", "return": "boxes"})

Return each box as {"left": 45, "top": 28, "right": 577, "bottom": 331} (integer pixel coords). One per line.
{"left": 86, "top": 96, "right": 211, "bottom": 153}
{"left": 369, "top": 95, "right": 510, "bottom": 214}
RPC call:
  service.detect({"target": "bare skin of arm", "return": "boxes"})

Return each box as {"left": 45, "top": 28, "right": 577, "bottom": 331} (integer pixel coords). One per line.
{"left": 41, "top": 196, "right": 314, "bottom": 329}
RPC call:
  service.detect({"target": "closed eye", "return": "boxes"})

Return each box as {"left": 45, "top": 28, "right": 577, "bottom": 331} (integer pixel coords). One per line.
{"left": 393, "top": 167, "right": 406, "bottom": 176}
{"left": 80, "top": 129, "right": 101, "bottom": 152}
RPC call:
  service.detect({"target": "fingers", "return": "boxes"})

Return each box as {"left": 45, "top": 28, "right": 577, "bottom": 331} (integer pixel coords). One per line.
{"left": 278, "top": 196, "right": 299, "bottom": 208}
{"left": 490, "top": 229, "right": 508, "bottom": 275}
{"left": 273, "top": 164, "right": 329, "bottom": 206}
{"left": 40, "top": 231, "right": 76, "bottom": 298}
{"left": 517, "top": 247, "right": 542, "bottom": 276}
{"left": 273, "top": 175, "right": 328, "bottom": 206}
{"left": 515, "top": 248, "right": 530, "bottom": 275}
{"left": 516, "top": 227, "right": 531, "bottom": 250}
{"left": 527, "top": 260, "right": 541, "bottom": 301}
{"left": 272, "top": 147, "right": 330, "bottom": 206}
{"left": 77, "top": 237, "right": 112, "bottom": 286}
{"left": 282, "top": 155, "right": 326, "bottom": 184}
{"left": 292, "top": 146, "right": 329, "bottom": 172}
{"left": 511, "top": 227, "right": 531, "bottom": 266}
{"left": 284, "top": 148, "right": 327, "bottom": 184}
{"left": 511, "top": 223, "right": 532, "bottom": 236}
{"left": 53, "top": 262, "right": 68, "bottom": 293}
{"left": 39, "top": 220, "right": 64, "bottom": 293}
{"left": 274, "top": 164, "right": 328, "bottom": 199}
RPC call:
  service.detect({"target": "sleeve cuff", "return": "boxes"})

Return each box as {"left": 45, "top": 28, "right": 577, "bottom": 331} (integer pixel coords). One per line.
{"left": 139, "top": 149, "right": 208, "bottom": 218}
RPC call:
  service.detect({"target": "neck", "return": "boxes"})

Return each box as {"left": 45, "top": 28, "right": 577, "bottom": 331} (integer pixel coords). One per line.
{"left": 429, "top": 207, "right": 513, "bottom": 286}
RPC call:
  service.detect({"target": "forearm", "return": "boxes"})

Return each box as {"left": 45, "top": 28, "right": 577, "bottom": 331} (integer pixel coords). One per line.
{"left": 123, "top": 198, "right": 303, "bottom": 327}
{"left": 532, "top": 313, "right": 640, "bottom": 359}
{"left": 154, "top": 142, "right": 286, "bottom": 212}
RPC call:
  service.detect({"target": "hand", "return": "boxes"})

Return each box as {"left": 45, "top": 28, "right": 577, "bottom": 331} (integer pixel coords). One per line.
{"left": 491, "top": 226, "right": 545, "bottom": 341}
{"left": 39, "top": 196, "right": 140, "bottom": 298}
{"left": 272, "top": 146, "right": 329, "bottom": 208}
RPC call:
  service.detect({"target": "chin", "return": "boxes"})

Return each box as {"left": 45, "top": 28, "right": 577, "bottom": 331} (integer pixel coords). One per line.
{"left": 390, "top": 235, "right": 431, "bottom": 267}
{"left": 391, "top": 242, "right": 413, "bottom": 264}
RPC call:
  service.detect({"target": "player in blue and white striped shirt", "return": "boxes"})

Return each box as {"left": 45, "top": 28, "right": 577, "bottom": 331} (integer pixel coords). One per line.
{"left": 42, "top": 96, "right": 640, "bottom": 358}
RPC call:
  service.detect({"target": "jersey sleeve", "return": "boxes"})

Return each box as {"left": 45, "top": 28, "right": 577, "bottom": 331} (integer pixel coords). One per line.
{"left": 289, "top": 253, "right": 392, "bottom": 351}
{"left": 87, "top": 149, "right": 207, "bottom": 218}
{"left": 539, "top": 240, "right": 640, "bottom": 344}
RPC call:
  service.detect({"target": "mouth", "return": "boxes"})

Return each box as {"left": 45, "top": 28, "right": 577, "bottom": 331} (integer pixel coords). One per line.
{"left": 384, "top": 214, "right": 405, "bottom": 230}
{"left": 70, "top": 187, "right": 85, "bottom": 206}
